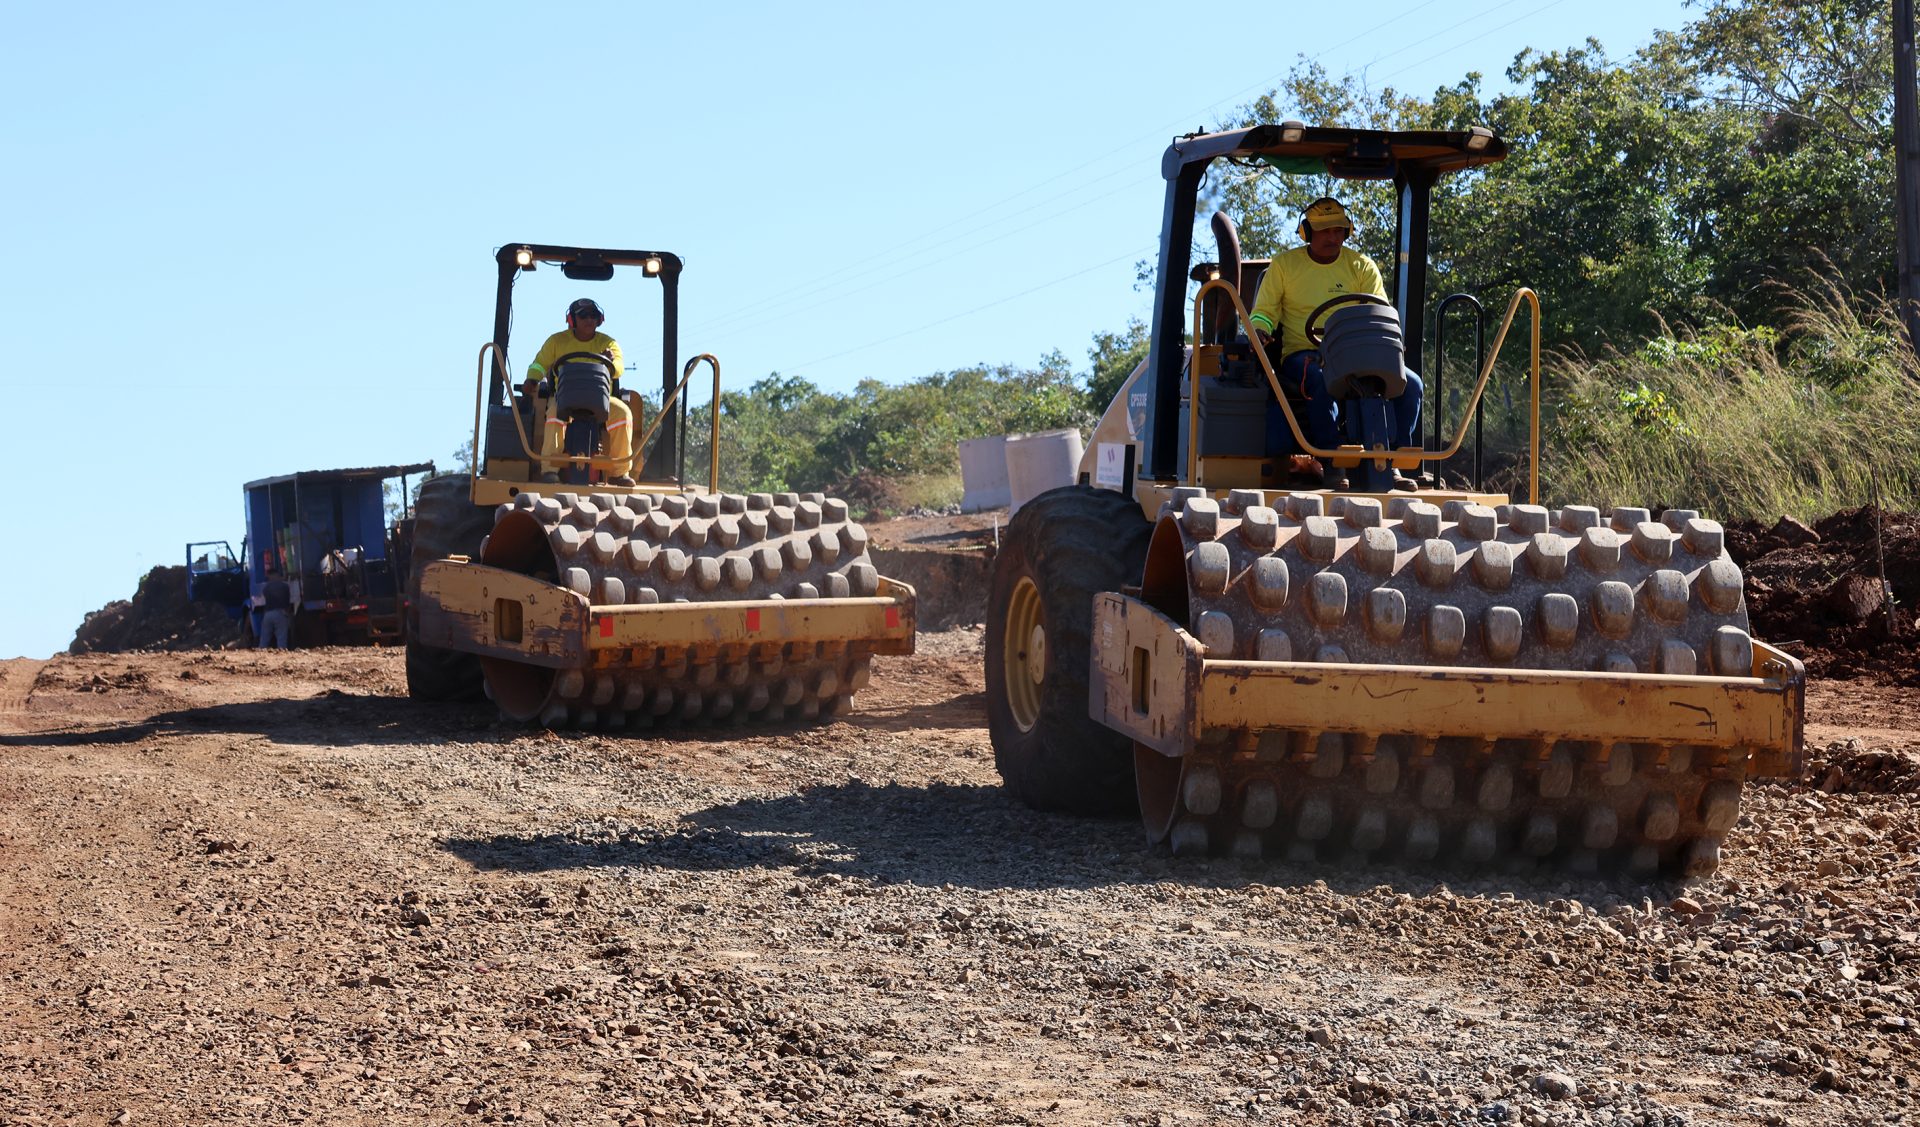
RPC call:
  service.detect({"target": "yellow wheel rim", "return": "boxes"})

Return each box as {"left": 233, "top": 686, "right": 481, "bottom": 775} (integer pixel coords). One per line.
{"left": 1004, "top": 575, "right": 1044, "bottom": 732}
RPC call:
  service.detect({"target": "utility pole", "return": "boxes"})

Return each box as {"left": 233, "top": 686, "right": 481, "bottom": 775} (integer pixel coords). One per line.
{"left": 1895, "top": 0, "right": 1920, "bottom": 353}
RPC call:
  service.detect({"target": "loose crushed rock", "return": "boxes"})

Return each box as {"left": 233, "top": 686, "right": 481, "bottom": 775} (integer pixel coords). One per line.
{"left": 1, "top": 641, "right": 1917, "bottom": 1125}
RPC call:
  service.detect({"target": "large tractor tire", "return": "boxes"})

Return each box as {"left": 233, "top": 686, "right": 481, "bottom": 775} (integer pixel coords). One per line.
{"left": 1133, "top": 487, "right": 1759, "bottom": 877}
{"left": 405, "top": 475, "right": 494, "bottom": 701}
{"left": 474, "top": 489, "right": 892, "bottom": 728}
{"left": 986, "top": 485, "right": 1154, "bottom": 816}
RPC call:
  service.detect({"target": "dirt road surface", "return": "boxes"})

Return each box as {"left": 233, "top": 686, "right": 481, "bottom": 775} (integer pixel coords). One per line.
{"left": 3, "top": 640, "right": 1918, "bottom": 1126}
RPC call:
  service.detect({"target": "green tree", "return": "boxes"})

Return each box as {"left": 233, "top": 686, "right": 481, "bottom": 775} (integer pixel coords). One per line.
{"left": 1191, "top": 1, "right": 1902, "bottom": 355}
{"left": 679, "top": 358, "right": 1092, "bottom": 500}
{"left": 1685, "top": 0, "right": 1897, "bottom": 312}
{"left": 1206, "top": 60, "right": 1419, "bottom": 265}
{"left": 1085, "top": 318, "right": 1149, "bottom": 413}
{"left": 1426, "top": 37, "right": 1738, "bottom": 348}
{"left": 682, "top": 374, "right": 849, "bottom": 494}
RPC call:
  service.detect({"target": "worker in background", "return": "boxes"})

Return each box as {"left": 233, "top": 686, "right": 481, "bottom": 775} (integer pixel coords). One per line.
{"left": 258, "top": 563, "right": 294, "bottom": 650}
{"left": 523, "top": 298, "right": 635, "bottom": 486}
{"left": 1248, "top": 197, "right": 1423, "bottom": 488}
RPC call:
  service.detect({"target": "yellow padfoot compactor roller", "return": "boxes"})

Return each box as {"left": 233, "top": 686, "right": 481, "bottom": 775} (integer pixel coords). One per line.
{"left": 407, "top": 245, "right": 914, "bottom": 727}
{"left": 986, "top": 128, "right": 1802, "bottom": 877}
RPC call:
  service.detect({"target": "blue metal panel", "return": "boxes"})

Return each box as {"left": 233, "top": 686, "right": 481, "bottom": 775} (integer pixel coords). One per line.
{"left": 245, "top": 485, "right": 274, "bottom": 587}
{"left": 345, "top": 479, "right": 388, "bottom": 560}
{"left": 295, "top": 486, "right": 335, "bottom": 577}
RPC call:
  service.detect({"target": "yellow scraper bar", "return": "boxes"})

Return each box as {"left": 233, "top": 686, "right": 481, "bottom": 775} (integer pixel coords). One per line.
{"left": 1088, "top": 592, "right": 1805, "bottom": 777}
{"left": 416, "top": 561, "right": 915, "bottom": 667}
{"left": 588, "top": 581, "right": 916, "bottom": 651}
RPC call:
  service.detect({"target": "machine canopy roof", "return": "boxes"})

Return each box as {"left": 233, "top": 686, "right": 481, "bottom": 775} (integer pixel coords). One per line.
{"left": 1165, "top": 124, "right": 1508, "bottom": 181}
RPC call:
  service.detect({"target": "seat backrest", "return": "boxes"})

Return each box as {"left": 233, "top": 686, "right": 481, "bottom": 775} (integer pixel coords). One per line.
{"left": 1236, "top": 260, "right": 1272, "bottom": 340}
{"left": 1238, "top": 260, "right": 1268, "bottom": 308}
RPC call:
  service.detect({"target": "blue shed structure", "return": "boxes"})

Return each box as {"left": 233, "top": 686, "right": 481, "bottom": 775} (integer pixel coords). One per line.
{"left": 233, "top": 462, "right": 434, "bottom": 645}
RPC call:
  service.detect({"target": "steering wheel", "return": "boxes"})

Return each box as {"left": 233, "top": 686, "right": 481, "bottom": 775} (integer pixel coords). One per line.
{"left": 553, "top": 350, "right": 616, "bottom": 377}
{"left": 524, "top": 351, "right": 617, "bottom": 398}
{"left": 526, "top": 351, "right": 617, "bottom": 397}
{"left": 1304, "top": 293, "right": 1392, "bottom": 347}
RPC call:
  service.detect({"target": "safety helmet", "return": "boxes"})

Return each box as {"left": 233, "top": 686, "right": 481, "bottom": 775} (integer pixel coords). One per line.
{"left": 566, "top": 298, "right": 605, "bottom": 322}
{"left": 1296, "top": 197, "right": 1354, "bottom": 241}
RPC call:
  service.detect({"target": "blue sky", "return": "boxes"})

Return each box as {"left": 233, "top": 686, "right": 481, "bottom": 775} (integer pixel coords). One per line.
{"left": 0, "top": 0, "right": 1696, "bottom": 659}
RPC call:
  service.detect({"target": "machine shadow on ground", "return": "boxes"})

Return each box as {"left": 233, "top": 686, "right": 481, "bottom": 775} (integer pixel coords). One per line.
{"left": 637, "top": 691, "right": 991, "bottom": 747}
{"left": 0, "top": 691, "right": 508, "bottom": 751}
{"left": 438, "top": 777, "right": 1673, "bottom": 904}
{"left": 846, "top": 690, "right": 989, "bottom": 733}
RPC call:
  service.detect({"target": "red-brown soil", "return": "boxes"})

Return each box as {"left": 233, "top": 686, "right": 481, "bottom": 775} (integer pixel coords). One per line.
{"left": 13, "top": 506, "right": 1917, "bottom": 1123}
{"left": 1729, "top": 507, "right": 1920, "bottom": 686}
{"left": 0, "top": 638, "right": 1917, "bottom": 1125}
{"left": 67, "top": 565, "right": 241, "bottom": 655}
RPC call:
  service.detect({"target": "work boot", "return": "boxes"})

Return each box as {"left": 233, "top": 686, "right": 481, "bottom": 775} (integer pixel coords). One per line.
{"left": 609, "top": 474, "right": 636, "bottom": 487}
{"left": 1319, "top": 463, "right": 1347, "bottom": 491}
{"left": 539, "top": 471, "right": 560, "bottom": 484}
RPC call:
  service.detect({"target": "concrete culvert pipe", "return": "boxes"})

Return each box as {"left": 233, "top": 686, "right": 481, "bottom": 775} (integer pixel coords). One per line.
{"left": 1005, "top": 429, "right": 1085, "bottom": 515}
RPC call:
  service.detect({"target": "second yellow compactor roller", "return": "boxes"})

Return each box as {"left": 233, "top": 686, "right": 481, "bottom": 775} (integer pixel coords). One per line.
{"left": 406, "top": 244, "right": 915, "bottom": 728}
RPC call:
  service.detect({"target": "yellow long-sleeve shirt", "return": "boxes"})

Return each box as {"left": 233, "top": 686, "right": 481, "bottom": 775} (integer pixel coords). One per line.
{"left": 1247, "top": 246, "right": 1387, "bottom": 358}
{"left": 527, "top": 330, "right": 623, "bottom": 386}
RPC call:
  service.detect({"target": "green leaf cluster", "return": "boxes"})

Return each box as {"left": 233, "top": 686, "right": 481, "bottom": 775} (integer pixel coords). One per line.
{"left": 1207, "top": 0, "right": 1903, "bottom": 355}
{"left": 674, "top": 353, "right": 1099, "bottom": 510}
{"left": 636, "top": 0, "right": 1917, "bottom": 518}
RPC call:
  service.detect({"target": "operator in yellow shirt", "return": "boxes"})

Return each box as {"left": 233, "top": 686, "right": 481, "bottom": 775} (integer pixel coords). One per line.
{"left": 523, "top": 298, "right": 635, "bottom": 486}
{"left": 1247, "top": 197, "right": 1423, "bottom": 487}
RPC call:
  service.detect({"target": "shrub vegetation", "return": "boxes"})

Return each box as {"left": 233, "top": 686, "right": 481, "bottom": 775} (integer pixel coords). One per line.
{"left": 464, "top": 1, "right": 1918, "bottom": 522}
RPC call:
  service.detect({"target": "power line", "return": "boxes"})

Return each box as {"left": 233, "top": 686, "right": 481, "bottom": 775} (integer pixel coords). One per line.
{"left": 734, "top": 2, "right": 1556, "bottom": 382}
{"left": 692, "top": 172, "right": 1157, "bottom": 337}
{"left": 693, "top": 3, "right": 1510, "bottom": 341}
{"left": 1365, "top": 0, "right": 1576, "bottom": 87}
{"left": 1355, "top": 0, "right": 1540, "bottom": 72}
{"left": 780, "top": 245, "right": 1154, "bottom": 374}
{"left": 1199, "top": 0, "right": 1455, "bottom": 113}
{"left": 686, "top": 161, "right": 1149, "bottom": 335}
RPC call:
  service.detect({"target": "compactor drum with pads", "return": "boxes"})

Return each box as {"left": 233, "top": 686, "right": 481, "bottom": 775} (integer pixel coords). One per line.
{"left": 986, "top": 128, "right": 1801, "bottom": 877}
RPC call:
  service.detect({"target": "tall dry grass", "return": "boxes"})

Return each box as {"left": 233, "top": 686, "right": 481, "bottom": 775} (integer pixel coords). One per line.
{"left": 1475, "top": 281, "right": 1920, "bottom": 521}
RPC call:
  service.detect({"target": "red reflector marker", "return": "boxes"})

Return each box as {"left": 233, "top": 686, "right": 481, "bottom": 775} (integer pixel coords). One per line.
{"left": 885, "top": 607, "right": 900, "bottom": 629}
{"left": 745, "top": 609, "right": 761, "bottom": 632}
{"left": 598, "top": 616, "right": 613, "bottom": 638}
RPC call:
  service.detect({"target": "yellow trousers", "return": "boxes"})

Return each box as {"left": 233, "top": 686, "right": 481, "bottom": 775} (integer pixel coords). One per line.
{"left": 540, "top": 396, "right": 633, "bottom": 471}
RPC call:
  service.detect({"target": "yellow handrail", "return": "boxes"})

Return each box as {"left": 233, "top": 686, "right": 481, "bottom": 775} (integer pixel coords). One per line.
{"left": 630, "top": 353, "right": 724, "bottom": 493}
{"left": 1186, "top": 280, "right": 1543, "bottom": 502}
{"left": 473, "top": 343, "right": 542, "bottom": 465}
{"left": 1457, "top": 288, "right": 1542, "bottom": 505}
{"left": 473, "top": 343, "right": 688, "bottom": 483}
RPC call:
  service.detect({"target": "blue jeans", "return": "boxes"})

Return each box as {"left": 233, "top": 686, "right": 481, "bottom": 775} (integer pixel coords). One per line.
{"left": 259, "top": 609, "right": 292, "bottom": 649}
{"left": 1264, "top": 349, "right": 1424, "bottom": 461}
